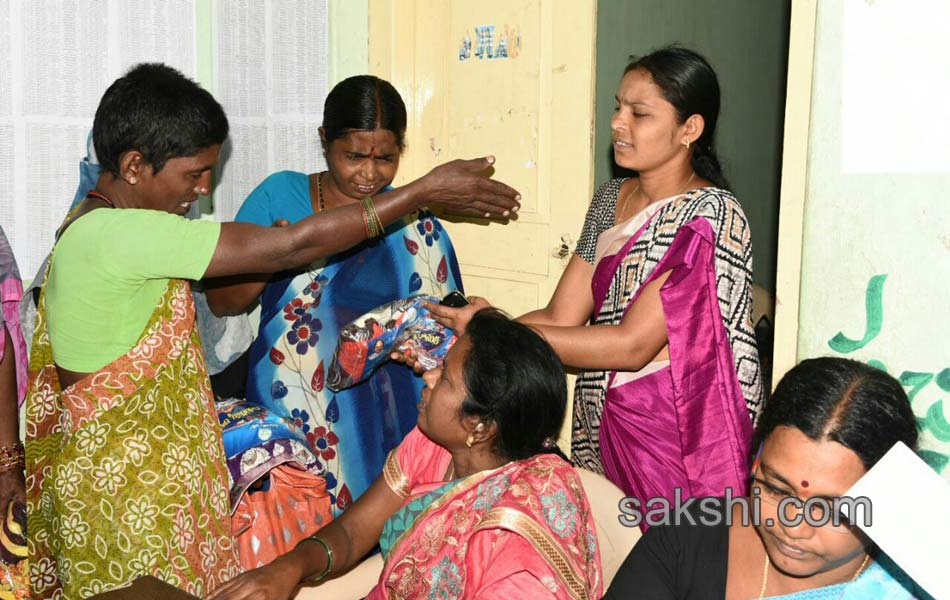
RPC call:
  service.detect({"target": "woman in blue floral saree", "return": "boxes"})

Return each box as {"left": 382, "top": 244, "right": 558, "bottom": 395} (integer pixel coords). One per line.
{"left": 205, "top": 76, "right": 466, "bottom": 567}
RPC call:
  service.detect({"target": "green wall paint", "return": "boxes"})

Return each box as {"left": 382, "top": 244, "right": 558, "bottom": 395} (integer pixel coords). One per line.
{"left": 329, "top": 0, "right": 369, "bottom": 84}
{"left": 594, "top": 0, "right": 790, "bottom": 291}
{"left": 195, "top": 0, "right": 215, "bottom": 92}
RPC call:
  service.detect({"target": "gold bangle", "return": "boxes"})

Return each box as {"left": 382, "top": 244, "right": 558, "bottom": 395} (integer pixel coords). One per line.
{"left": 0, "top": 443, "right": 24, "bottom": 474}
{"left": 368, "top": 197, "right": 384, "bottom": 236}
{"left": 361, "top": 197, "right": 382, "bottom": 238}
{"left": 296, "top": 535, "right": 333, "bottom": 584}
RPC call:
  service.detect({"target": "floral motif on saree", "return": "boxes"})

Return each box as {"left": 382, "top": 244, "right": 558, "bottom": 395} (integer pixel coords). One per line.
{"left": 231, "top": 210, "right": 462, "bottom": 513}
{"left": 26, "top": 278, "right": 239, "bottom": 598}
{"left": 376, "top": 451, "right": 602, "bottom": 600}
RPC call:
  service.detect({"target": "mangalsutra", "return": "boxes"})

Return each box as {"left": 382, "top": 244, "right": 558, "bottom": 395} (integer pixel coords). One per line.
{"left": 617, "top": 170, "right": 695, "bottom": 222}
{"left": 615, "top": 183, "right": 640, "bottom": 222}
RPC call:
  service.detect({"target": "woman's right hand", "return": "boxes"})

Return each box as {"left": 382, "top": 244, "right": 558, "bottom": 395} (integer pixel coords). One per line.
{"left": 390, "top": 296, "right": 492, "bottom": 373}
{"left": 426, "top": 296, "right": 491, "bottom": 335}
{"left": 415, "top": 157, "right": 521, "bottom": 218}
{"left": 207, "top": 556, "right": 302, "bottom": 600}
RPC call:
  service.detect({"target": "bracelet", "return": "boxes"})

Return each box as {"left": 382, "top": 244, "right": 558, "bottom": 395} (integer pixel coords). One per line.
{"left": 0, "top": 443, "right": 24, "bottom": 474}
{"left": 359, "top": 202, "right": 372, "bottom": 239}
{"left": 360, "top": 197, "right": 378, "bottom": 238}
{"left": 297, "top": 535, "right": 333, "bottom": 584}
{"left": 361, "top": 197, "right": 383, "bottom": 239}
{"left": 368, "top": 198, "right": 384, "bottom": 236}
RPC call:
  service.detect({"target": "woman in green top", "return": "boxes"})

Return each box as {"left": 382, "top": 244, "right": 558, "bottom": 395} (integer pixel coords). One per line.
{"left": 25, "top": 62, "right": 519, "bottom": 599}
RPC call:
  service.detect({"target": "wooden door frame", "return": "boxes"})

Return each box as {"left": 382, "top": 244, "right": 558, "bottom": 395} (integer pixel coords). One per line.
{"left": 773, "top": 0, "right": 818, "bottom": 386}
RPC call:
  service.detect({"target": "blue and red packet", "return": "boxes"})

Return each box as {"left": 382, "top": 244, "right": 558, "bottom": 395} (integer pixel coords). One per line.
{"left": 327, "top": 295, "right": 457, "bottom": 391}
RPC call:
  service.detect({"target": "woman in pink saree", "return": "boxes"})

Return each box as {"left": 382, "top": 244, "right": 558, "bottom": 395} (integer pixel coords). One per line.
{"left": 424, "top": 47, "right": 764, "bottom": 523}
{"left": 210, "top": 309, "right": 602, "bottom": 600}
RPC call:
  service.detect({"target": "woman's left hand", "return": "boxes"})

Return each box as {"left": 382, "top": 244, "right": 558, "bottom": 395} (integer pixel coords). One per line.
{"left": 207, "top": 558, "right": 301, "bottom": 600}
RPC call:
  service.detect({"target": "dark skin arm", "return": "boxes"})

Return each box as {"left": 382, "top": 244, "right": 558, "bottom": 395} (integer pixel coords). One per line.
{"left": 207, "top": 475, "right": 404, "bottom": 600}
{"left": 56, "top": 157, "right": 520, "bottom": 386}
{"left": 0, "top": 323, "right": 24, "bottom": 518}
{"left": 205, "top": 157, "right": 520, "bottom": 316}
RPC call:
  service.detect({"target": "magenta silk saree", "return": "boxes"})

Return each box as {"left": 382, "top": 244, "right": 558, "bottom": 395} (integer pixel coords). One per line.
{"left": 578, "top": 188, "right": 762, "bottom": 519}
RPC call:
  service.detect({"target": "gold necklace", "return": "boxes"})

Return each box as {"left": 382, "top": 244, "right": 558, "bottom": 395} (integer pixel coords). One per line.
{"left": 616, "top": 171, "right": 696, "bottom": 223}
{"left": 758, "top": 553, "right": 870, "bottom": 599}
{"left": 615, "top": 183, "right": 640, "bottom": 223}
{"left": 316, "top": 171, "right": 326, "bottom": 212}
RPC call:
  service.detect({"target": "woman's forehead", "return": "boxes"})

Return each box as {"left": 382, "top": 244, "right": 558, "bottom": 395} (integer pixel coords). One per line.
{"left": 335, "top": 129, "right": 399, "bottom": 151}
{"left": 761, "top": 426, "right": 867, "bottom": 496}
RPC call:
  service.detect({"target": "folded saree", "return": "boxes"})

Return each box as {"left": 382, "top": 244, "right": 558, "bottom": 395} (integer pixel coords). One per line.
{"left": 26, "top": 278, "right": 239, "bottom": 598}
{"left": 369, "top": 428, "right": 602, "bottom": 600}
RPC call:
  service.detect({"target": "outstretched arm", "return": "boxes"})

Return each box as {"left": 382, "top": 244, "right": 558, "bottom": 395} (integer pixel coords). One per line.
{"left": 519, "top": 255, "right": 596, "bottom": 327}
{"left": 425, "top": 269, "right": 671, "bottom": 373}
{"left": 528, "top": 270, "right": 670, "bottom": 371}
{"left": 203, "top": 158, "right": 521, "bottom": 308}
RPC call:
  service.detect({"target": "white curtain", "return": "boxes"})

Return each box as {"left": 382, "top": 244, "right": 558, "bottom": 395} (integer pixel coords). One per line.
{"left": 0, "top": 0, "right": 330, "bottom": 273}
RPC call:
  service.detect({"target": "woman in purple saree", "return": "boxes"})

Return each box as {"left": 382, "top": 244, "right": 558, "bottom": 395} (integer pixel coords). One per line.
{"left": 426, "top": 47, "right": 764, "bottom": 520}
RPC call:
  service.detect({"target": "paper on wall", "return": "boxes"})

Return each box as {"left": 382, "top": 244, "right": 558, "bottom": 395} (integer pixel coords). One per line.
{"left": 843, "top": 442, "right": 950, "bottom": 600}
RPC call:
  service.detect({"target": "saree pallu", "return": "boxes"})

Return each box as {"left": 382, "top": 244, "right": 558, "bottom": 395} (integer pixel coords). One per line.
{"left": 597, "top": 217, "right": 753, "bottom": 518}
{"left": 572, "top": 188, "right": 763, "bottom": 478}
{"left": 372, "top": 454, "right": 602, "bottom": 600}
{"left": 26, "top": 278, "right": 239, "bottom": 598}
{"left": 233, "top": 211, "right": 462, "bottom": 512}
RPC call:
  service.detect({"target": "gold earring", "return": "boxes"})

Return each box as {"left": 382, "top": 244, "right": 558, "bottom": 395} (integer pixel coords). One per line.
{"left": 683, "top": 140, "right": 690, "bottom": 149}
{"left": 128, "top": 177, "right": 137, "bottom": 184}
{"left": 465, "top": 434, "right": 474, "bottom": 448}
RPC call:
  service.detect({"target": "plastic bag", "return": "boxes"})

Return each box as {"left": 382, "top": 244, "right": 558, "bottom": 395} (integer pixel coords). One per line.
{"left": 327, "top": 295, "right": 457, "bottom": 391}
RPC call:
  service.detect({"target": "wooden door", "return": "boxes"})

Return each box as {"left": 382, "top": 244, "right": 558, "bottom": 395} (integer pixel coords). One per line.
{"left": 369, "top": 0, "right": 598, "bottom": 447}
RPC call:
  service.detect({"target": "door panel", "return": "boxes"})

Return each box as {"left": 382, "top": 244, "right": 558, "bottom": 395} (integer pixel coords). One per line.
{"left": 370, "top": 0, "right": 597, "bottom": 445}
{"left": 370, "top": 0, "right": 596, "bottom": 313}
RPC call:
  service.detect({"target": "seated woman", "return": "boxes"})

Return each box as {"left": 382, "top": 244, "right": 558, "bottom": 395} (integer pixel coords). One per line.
{"left": 209, "top": 309, "right": 603, "bottom": 600}
{"left": 605, "top": 357, "right": 928, "bottom": 599}
{"left": 25, "top": 63, "right": 518, "bottom": 598}
{"left": 205, "top": 76, "right": 464, "bottom": 568}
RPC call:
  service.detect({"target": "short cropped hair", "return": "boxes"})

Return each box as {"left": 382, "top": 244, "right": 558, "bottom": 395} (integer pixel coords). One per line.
{"left": 93, "top": 63, "right": 229, "bottom": 175}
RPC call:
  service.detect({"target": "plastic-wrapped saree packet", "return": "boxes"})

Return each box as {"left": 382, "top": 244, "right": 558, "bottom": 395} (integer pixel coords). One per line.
{"left": 327, "top": 295, "right": 457, "bottom": 391}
